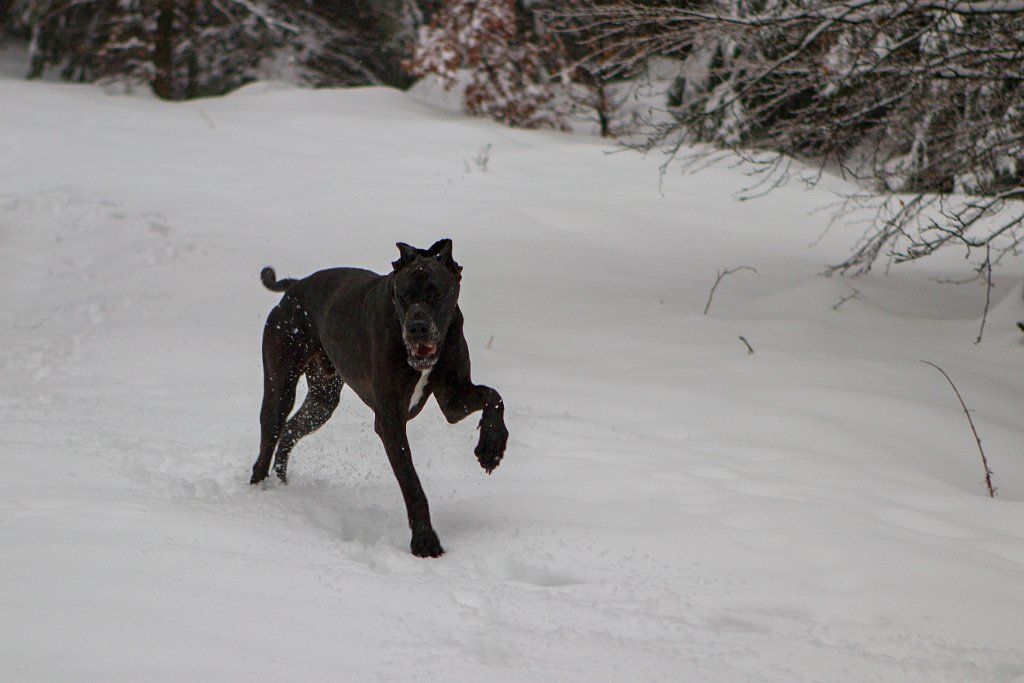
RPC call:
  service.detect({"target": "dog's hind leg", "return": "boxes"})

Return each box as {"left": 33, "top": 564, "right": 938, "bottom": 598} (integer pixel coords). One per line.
{"left": 272, "top": 351, "right": 343, "bottom": 484}
{"left": 251, "top": 307, "right": 307, "bottom": 485}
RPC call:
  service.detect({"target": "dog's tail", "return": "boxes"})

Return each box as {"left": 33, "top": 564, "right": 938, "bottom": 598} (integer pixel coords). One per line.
{"left": 261, "top": 267, "right": 298, "bottom": 293}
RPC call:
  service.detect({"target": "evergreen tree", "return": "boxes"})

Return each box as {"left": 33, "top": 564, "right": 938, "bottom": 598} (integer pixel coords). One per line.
{"left": 1, "top": 0, "right": 426, "bottom": 98}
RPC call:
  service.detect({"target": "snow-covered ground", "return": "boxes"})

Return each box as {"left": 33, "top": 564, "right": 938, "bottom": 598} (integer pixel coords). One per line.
{"left": 2, "top": 71, "right": 1024, "bottom": 682}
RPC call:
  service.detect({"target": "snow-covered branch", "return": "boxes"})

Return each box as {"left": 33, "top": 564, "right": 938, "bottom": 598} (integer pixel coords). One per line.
{"left": 546, "top": 0, "right": 1024, "bottom": 275}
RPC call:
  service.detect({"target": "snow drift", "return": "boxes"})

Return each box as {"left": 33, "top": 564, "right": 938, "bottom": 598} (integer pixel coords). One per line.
{"left": 2, "top": 74, "right": 1024, "bottom": 682}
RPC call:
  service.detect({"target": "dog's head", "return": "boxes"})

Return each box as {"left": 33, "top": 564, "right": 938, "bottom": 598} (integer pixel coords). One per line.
{"left": 391, "top": 239, "right": 463, "bottom": 371}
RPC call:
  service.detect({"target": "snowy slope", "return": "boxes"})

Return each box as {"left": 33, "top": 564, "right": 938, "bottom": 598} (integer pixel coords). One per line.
{"left": 2, "top": 74, "right": 1024, "bottom": 682}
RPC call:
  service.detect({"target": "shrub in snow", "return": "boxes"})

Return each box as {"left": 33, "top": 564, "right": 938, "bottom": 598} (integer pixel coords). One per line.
{"left": 407, "top": 0, "right": 568, "bottom": 130}
{"left": 545, "top": 0, "right": 1024, "bottom": 276}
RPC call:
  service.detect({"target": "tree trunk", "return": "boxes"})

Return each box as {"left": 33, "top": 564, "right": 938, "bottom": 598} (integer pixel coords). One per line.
{"left": 152, "top": 0, "right": 176, "bottom": 100}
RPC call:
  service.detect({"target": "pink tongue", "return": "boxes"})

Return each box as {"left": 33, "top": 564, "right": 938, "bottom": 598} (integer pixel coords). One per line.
{"left": 416, "top": 344, "right": 437, "bottom": 357}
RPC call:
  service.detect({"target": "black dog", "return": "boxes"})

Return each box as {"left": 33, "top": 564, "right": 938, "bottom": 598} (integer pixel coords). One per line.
{"left": 250, "top": 239, "right": 508, "bottom": 558}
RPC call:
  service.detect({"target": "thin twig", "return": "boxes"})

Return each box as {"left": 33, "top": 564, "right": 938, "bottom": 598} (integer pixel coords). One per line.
{"left": 739, "top": 336, "right": 755, "bottom": 354}
{"left": 921, "top": 360, "right": 996, "bottom": 498}
{"left": 975, "top": 244, "right": 993, "bottom": 345}
{"left": 704, "top": 266, "right": 758, "bottom": 315}
{"left": 832, "top": 287, "right": 861, "bottom": 311}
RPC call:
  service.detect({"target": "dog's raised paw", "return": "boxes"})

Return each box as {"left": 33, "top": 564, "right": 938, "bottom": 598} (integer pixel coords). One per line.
{"left": 411, "top": 530, "right": 444, "bottom": 558}
{"left": 475, "top": 423, "right": 508, "bottom": 474}
{"left": 476, "top": 449, "right": 503, "bottom": 474}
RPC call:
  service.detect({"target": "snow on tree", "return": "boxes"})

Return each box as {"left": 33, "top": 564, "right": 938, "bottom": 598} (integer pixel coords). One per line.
{"left": 407, "top": 0, "right": 567, "bottom": 129}
{"left": 533, "top": 0, "right": 644, "bottom": 138}
{"left": 1, "top": 0, "right": 423, "bottom": 98}
{"left": 545, "top": 0, "right": 1024, "bottom": 277}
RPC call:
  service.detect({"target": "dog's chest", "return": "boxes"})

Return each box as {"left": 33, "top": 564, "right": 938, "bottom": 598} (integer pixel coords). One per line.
{"left": 408, "top": 368, "right": 432, "bottom": 414}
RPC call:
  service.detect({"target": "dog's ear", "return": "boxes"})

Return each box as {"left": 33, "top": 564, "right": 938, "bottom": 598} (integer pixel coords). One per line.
{"left": 426, "top": 238, "right": 451, "bottom": 256}
{"left": 431, "top": 238, "right": 463, "bottom": 279}
{"left": 392, "top": 242, "right": 420, "bottom": 271}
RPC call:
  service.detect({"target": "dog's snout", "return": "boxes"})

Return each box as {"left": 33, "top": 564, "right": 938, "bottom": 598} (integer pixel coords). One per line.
{"left": 407, "top": 318, "right": 431, "bottom": 339}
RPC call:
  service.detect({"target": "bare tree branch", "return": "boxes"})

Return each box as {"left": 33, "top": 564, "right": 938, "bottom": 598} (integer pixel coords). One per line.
{"left": 544, "top": 0, "right": 1024, "bottom": 280}
{"left": 974, "top": 245, "right": 994, "bottom": 345}
{"left": 921, "top": 361, "right": 996, "bottom": 498}
{"left": 704, "top": 266, "right": 758, "bottom": 315}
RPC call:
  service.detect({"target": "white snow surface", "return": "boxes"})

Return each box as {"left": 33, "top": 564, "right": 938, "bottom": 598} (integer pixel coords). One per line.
{"left": 2, "top": 74, "right": 1024, "bottom": 683}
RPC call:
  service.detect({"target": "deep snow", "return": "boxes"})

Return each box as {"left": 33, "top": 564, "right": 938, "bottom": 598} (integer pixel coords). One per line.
{"left": 2, "top": 72, "right": 1024, "bottom": 682}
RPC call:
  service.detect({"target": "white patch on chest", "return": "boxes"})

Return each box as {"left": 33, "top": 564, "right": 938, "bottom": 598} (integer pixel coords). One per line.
{"left": 408, "top": 368, "right": 432, "bottom": 413}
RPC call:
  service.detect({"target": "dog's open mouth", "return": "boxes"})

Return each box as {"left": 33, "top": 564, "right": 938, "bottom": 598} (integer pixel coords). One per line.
{"left": 413, "top": 342, "right": 438, "bottom": 359}
{"left": 407, "top": 342, "right": 439, "bottom": 369}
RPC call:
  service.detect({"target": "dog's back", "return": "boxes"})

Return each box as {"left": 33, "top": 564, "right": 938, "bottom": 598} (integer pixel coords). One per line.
{"left": 263, "top": 267, "right": 383, "bottom": 323}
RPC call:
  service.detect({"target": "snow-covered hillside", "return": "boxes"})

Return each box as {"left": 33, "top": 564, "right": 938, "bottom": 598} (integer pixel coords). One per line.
{"left": 2, "top": 74, "right": 1023, "bottom": 682}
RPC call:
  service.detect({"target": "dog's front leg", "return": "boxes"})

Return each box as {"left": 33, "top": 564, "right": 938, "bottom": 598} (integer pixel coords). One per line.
{"left": 468, "top": 385, "right": 508, "bottom": 474}
{"left": 374, "top": 413, "right": 444, "bottom": 558}
{"left": 476, "top": 387, "right": 509, "bottom": 474}
{"left": 436, "top": 383, "right": 509, "bottom": 474}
